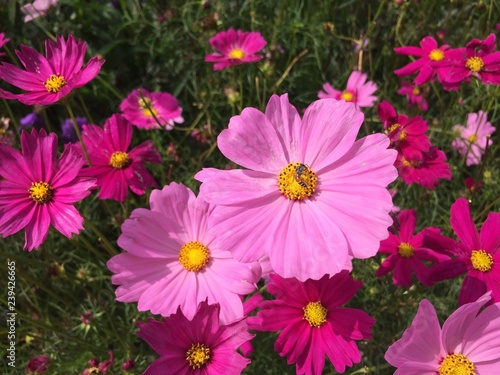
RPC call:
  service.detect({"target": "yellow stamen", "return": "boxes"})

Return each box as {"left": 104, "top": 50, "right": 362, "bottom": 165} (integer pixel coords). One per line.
{"left": 186, "top": 343, "right": 211, "bottom": 369}
{"left": 179, "top": 241, "right": 210, "bottom": 272}
{"left": 429, "top": 49, "right": 444, "bottom": 61}
{"left": 229, "top": 48, "right": 245, "bottom": 59}
{"left": 468, "top": 134, "right": 477, "bottom": 143}
{"left": 465, "top": 56, "right": 484, "bottom": 73}
{"left": 303, "top": 301, "right": 327, "bottom": 328}
{"left": 399, "top": 130, "right": 408, "bottom": 141}
{"left": 29, "top": 181, "right": 53, "bottom": 203}
{"left": 138, "top": 97, "right": 158, "bottom": 117}
{"left": 278, "top": 162, "right": 317, "bottom": 200}
{"left": 341, "top": 91, "right": 354, "bottom": 102}
{"left": 44, "top": 74, "right": 67, "bottom": 93}
{"left": 398, "top": 242, "right": 414, "bottom": 258}
{"left": 388, "top": 123, "right": 401, "bottom": 133}
{"left": 412, "top": 87, "right": 421, "bottom": 96}
{"left": 470, "top": 250, "right": 493, "bottom": 272}
{"left": 109, "top": 151, "right": 131, "bottom": 169}
{"left": 438, "top": 353, "right": 475, "bottom": 375}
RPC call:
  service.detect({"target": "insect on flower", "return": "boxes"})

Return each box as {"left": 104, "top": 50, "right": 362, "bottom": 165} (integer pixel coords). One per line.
{"left": 294, "top": 163, "right": 309, "bottom": 188}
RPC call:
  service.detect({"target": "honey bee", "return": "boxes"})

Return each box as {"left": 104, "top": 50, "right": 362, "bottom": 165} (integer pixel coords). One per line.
{"left": 294, "top": 163, "right": 308, "bottom": 188}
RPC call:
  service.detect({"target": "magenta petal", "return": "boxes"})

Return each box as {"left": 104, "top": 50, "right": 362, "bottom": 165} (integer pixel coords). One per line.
{"left": 47, "top": 201, "right": 84, "bottom": 239}
{"left": 450, "top": 198, "right": 481, "bottom": 250}
{"left": 480, "top": 213, "right": 500, "bottom": 253}
{"left": 458, "top": 273, "right": 487, "bottom": 306}
{"left": 24, "top": 205, "right": 51, "bottom": 250}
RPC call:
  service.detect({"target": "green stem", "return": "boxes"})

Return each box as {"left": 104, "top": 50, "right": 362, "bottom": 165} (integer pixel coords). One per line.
{"left": 2, "top": 99, "right": 21, "bottom": 141}
{"left": 77, "top": 93, "right": 95, "bottom": 124}
{"left": 83, "top": 215, "right": 117, "bottom": 257}
{"left": 65, "top": 101, "right": 91, "bottom": 165}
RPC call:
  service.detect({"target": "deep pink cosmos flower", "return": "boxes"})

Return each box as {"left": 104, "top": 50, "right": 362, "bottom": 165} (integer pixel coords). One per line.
{"left": 452, "top": 110, "right": 495, "bottom": 166}
{"left": 83, "top": 351, "right": 113, "bottom": 375}
{"left": 318, "top": 70, "right": 378, "bottom": 108}
{"left": 256, "top": 272, "right": 375, "bottom": 375}
{"left": 375, "top": 209, "right": 450, "bottom": 287}
{"left": 425, "top": 198, "right": 500, "bottom": 306}
{"left": 385, "top": 293, "right": 500, "bottom": 374}
{"left": 20, "top": 0, "right": 57, "bottom": 23}
{"left": 0, "top": 34, "right": 104, "bottom": 106}
{"left": 397, "top": 81, "right": 429, "bottom": 111}
{"left": 26, "top": 355, "right": 50, "bottom": 374}
{"left": 437, "top": 33, "right": 500, "bottom": 89}
{"left": 136, "top": 300, "right": 253, "bottom": 375}
{"left": 394, "top": 36, "right": 451, "bottom": 85}
{"left": 395, "top": 146, "right": 452, "bottom": 189}
{"left": 79, "top": 114, "right": 161, "bottom": 202}
{"left": 0, "top": 33, "right": 9, "bottom": 57}
{"left": 0, "top": 129, "right": 95, "bottom": 251}
{"left": 107, "top": 182, "right": 261, "bottom": 324}
{"left": 205, "top": 28, "right": 267, "bottom": 71}
{"left": 119, "top": 88, "right": 184, "bottom": 130}
{"left": 196, "top": 95, "right": 397, "bottom": 281}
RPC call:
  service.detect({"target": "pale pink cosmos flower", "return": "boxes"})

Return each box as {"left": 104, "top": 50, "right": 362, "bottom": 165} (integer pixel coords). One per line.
{"left": 20, "top": 0, "right": 57, "bottom": 23}
{"left": 205, "top": 28, "right": 267, "bottom": 71}
{"left": 107, "top": 182, "right": 261, "bottom": 324}
{"left": 119, "top": 88, "right": 184, "bottom": 130}
{"left": 452, "top": 110, "right": 495, "bottom": 166}
{"left": 196, "top": 95, "right": 397, "bottom": 281}
{"left": 0, "top": 34, "right": 104, "bottom": 106}
{"left": 318, "top": 70, "right": 378, "bottom": 108}
{"left": 79, "top": 114, "right": 161, "bottom": 202}
{"left": 137, "top": 300, "right": 253, "bottom": 375}
{"left": 0, "top": 129, "right": 95, "bottom": 251}
{"left": 385, "top": 292, "right": 500, "bottom": 374}
{"left": 256, "top": 272, "right": 375, "bottom": 375}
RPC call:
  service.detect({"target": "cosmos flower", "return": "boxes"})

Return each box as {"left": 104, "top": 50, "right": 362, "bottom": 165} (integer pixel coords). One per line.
{"left": 137, "top": 300, "right": 253, "bottom": 375}
{"left": 107, "top": 182, "right": 261, "bottom": 323}
{"left": 196, "top": 94, "right": 397, "bottom": 281}
{"left": 20, "top": 0, "right": 57, "bottom": 23}
{"left": 119, "top": 88, "right": 184, "bottom": 130}
{"left": 375, "top": 209, "right": 450, "bottom": 287}
{"left": 83, "top": 351, "right": 114, "bottom": 375}
{"left": 425, "top": 198, "right": 500, "bottom": 306}
{"left": 385, "top": 292, "right": 500, "bottom": 374}
{"left": 26, "top": 355, "right": 50, "bottom": 374}
{"left": 0, "top": 33, "right": 10, "bottom": 57}
{"left": 256, "top": 272, "right": 375, "bottom": 375}
{"left": 397, "top": 81, "right": 429, "bottom": 111}
{"left": 0, "top": 128, "right": 95, "bottom": 250}
{"left": 318, "top": 70, "right": 378, "bottom": 108}
{"left": 0, "top": 34, "right": 104, "bottom": 106}
{"left": 205, "top": 28, "right": 267, "bottom": 71}
{"left": 79, "top": 114, "right": 161, "bottom": 202}
{"left": 452, "top": 110, "right": 495, "bottom": 166}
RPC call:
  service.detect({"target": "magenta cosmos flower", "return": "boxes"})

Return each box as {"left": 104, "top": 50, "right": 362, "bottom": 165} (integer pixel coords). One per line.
{"left": 0, "top": 33, "right": 9, "bottom": 57}
{"left": 397, "top": 81, "right": 429, "bottom": 111}
{"left": 119, "top": 88, "right": 184, "bottom": 130}
{"left": 318, "top": 70, "right": 378, "bottom": 108}
{"left": 0, "top": 129, "right": 95, "bottom": 250}
{"left": 0, "top": 34, "right": 104, "bottom": 106}
{"left": 376, "top": 209, "right": 450, "bottom": 287}
{"left": 137, "top": 300, "right": 252, "bottom": 375}
{"left": 256, "top": 272, "right": 375, "bottom": 374}
{"left": 79, "top": 114, "right": 161, "bottom": 202}
{"left": 425, "top": 198, "right": 500, "bottom": 306}
{"left": 26, "top": 355, "right": 50, "bottom": 374}
{"left": 385, "top": 292, "right": 500, "bottom": 374}
{"left": 205, "top": 28, "right": 267, "bottom": 71}
{"left": 452, "top": 110, "right": 496, "bottom": 166}
{"left": 107, "top": 182, "right": 261, "bottom": 323}
{"left": 394, "top": 36, "right": 451, "bottom": 85}
{"left": 196, "top": 94, "right": 397, "bottom": 281}
{"left": 20, "top": 0, "right": 57, "bottom": 23}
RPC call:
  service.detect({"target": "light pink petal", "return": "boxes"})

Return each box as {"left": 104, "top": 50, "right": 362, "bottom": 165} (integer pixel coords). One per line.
{"left": 318, "top": 82, "right": 341, "bottom": 99}
{"left": 394, "top": 362, "right": 439, "bottom": 375}
{"left": 462, "top": 302, "right": 500, "bottom": 362}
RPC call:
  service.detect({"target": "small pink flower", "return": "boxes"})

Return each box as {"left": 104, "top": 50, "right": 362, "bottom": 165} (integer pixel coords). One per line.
{"left": 385, "top": 293, "right": 500, "bottom": 373}
{"left": 0, "top": 33, "right": 10, "bottom": 57}
{"left": 136, "top": 300, "right": 253, "bottom": 374}
{"left": 397, "top": 81, "right": 429, "bottom": 111}
{"left": 0, "top": 129, "right": 95, "bottom": 250}
{"left": 83, "top": 351, "right": 113, "bottom": 375}
{"left": 452, "top": 110, "right": 495, "bottom": 166}
{"left": 464, "top": 176, "right": 482, "bottom": 193}
{"left": 0, "top": 116, "right": 15, "bottom": 146}
{"left": 0, "top": 34, "right": 104, "bottom": 106}
{"left": 376, "top": 209, "right": 450, "bottom": 287}
{"left": 318, "top": 70, "right": 378, "bottom": 108}
{"left": 119, "top": 88, "right": 184, "bottom": 130}
{"left": 205, "top": 28, "right": 267, "bottom": 71}
{"left": 79, "top": 114, "right": 161, "bottom": 202}
{"left": 256, "top": 272, "right": 375, "bottom": 375}
{"left": 20, "top": 0, "right": 57, "bottom": 23}
{"left": 26, "top": 355, "right": 50, "bottom": 374}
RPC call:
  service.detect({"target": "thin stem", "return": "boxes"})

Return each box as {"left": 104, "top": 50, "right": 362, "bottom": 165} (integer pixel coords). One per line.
{"left": 2, "top": 99, "right": 21, "bottom": 141}
{"left": 83, "top": 215, "right": 117, "bottom": 257}
{"left": 65, "top": 101, "right": 91, "bottom": 165}
{"left": 77, "top": 93, "right": 95, "bottom": 124}
{"left": 272, "top": 49, "right": 308, "bottom": 92}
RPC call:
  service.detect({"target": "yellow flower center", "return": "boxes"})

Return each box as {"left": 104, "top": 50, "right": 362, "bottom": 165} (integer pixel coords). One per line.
{"left": 412, "top": 87, "right": 421, "bottom": 96}
{"left": 398, "top": 242, "right": 414, "bottom": 258}
{"left": 303, "top": 301, "right": 327, "bottom": 328}
{"left": 186, "top": 343, "right": 211, "bottom": 369}
{"left": 438, "top": 353, "right": 475, "bottom": 375}
{"left": 341, "top": 91, "right": 354, "bottom": 102}
{"left": 388, "top": 123, "right": 401, "bottom": 133}
{"left": 278, "top": 162, "right": 317, "bottom": 200}
{"left": 179, "top": 241, "right": 210, "bottom": 272}
{"left": 470, "top": 250, "right": 493, "bottom": 272}
{"left": 465, "top": 56, "right": 484, "bottom": 73}
{"left": 229, "top": 48, "right": 245, "bottom": 59}
{"left": 468, "top": 134, "right": 477, "bottom": 143}
{"left": 109, "top": 151, "right": 131, "bottom": 169}
{"left": 399, "top": 130, "right": 407, "bottom": 140}
{"left": 401, "top": 157, "right": 421, "bottom": 168}
{"left": 138, "top": 97, "right": 158, "bottom": 117}
{"left": 29, "top": 181, "right": 53, "bottom": 203}
{"left": 429, "top": 49, "right": 444, "bottom": 61}
{"left": 86, "top": 368, "right": 102, "bottom": 375}
{"left": 44, "top": 74, "right": 67, "bottom": 93}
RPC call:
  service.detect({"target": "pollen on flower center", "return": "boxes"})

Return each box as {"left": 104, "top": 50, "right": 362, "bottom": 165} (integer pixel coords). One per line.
{"left": 429, "top": 49, "right": 444, "bottom": 61}
{"left": 109, "top": 151, "right": 131, "bottom": 169}
{"left": 86, "top": 368, "right": 101, "bottom": 375}
{"left": 44, "top": 74, "right": 67, "bottom": 93}
{"left": 138, "top": 97, "right": 158, "bottom": 117}
{"left": 412, "top": 87, "right": 421, "bottom": 96}
{"left": 438, "top": 353, "right": 475, "bottom": 375}
{"left": 229, "top": 48, "right": 245, "bottom": 59}
{"left": 179, "top": 241, "right": 210, "bottom": 272}
{"left": 470, "top": 250, "right": 493, "bottom": 272}
{"left": 278, "top": 162, "right": 317, "bottom": 200}
{"left": 29, "top": 181, "right": 53, "bottom": 203}
{"left": 341, "top": 91, "right": 354, "bottom": 102}
{"left": 388, "top": 123, "right": 401, "bottom": 133}
{"left": 468, "top": 134, "right": 477, "bottom": 143}
{"left": 186, "top": 343, "right": 211, "bottom": 369}
{"left": 465, "top": 56, "right": 484, "bottom": 73}
{"left": 401, "top": 157, "right": 420, "bottom": 168}
{"left": 398, "top": 242, "right": 414, "bottom": 258}
{"left": 303, "top": 301, "right": 327, "bottom": 327}
{"left": 399, "top": 130, "right": 407, "bottom": 141}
